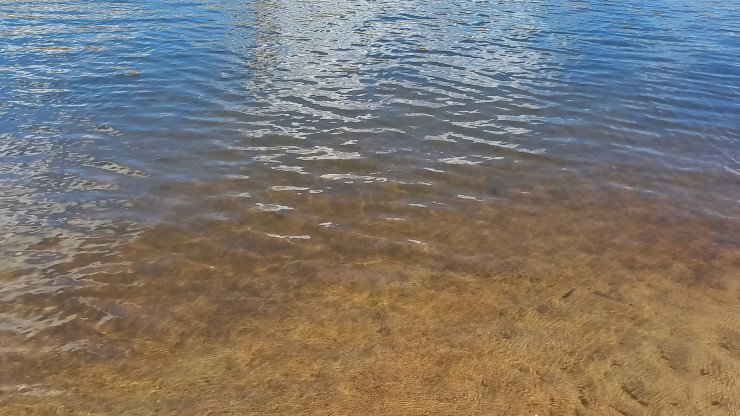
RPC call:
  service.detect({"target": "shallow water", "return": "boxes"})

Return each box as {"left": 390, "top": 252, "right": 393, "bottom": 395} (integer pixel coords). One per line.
{"left": 1, "top": 0, "right": 739, "bottom": 414}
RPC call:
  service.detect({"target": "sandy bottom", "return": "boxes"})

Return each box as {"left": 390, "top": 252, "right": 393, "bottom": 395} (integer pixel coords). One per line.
{"left": 1, "top": 185, "right": 739, "bottom": 415}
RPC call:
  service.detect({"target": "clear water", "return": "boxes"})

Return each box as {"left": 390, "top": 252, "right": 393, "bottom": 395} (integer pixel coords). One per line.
{"left": 1, "top": 0, "right": 739, "bottom": 414}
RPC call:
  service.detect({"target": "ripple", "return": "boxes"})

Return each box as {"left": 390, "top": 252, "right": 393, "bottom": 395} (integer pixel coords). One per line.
{"left": 254, "top": 202, "right": 292, "bottom": 212}
{"left": 439, "top": 157, "right": 481, "bottom": 166}
{"left": 264, "top": 233, "right": 311, "bottom": 240}
{"left": 269, "top": 186, "right": 310, "bottom": 192}
{"left": 320, "top": 173, "right": 387, "bottom": 183}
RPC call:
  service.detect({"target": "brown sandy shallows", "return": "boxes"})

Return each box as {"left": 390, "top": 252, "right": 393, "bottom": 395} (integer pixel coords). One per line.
{"left": 1, "top": 185, "right": 739, "bottom": 415}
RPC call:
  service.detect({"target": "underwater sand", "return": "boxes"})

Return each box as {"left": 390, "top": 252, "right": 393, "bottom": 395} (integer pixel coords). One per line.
{"left": 2, "top": 0, "right": 739, "bottom": 414}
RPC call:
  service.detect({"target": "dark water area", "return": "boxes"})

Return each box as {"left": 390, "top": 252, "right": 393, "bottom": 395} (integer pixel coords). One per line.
{"left": 1, "top": 0, "right": 739, "bottom": 414}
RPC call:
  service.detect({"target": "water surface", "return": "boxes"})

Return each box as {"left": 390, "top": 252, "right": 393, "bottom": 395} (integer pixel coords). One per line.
{"left": 1, "top": 0, "right": 739, "bottom": 414}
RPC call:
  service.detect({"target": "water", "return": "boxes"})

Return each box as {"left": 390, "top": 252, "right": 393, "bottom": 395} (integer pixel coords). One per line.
{"left": 1, "top": 0, "right": 739, "bottom": 414}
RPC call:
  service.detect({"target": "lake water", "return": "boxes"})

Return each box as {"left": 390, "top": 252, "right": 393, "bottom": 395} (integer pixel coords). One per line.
{"left": 1, "top": 0, "right": 739, "bottom": 414}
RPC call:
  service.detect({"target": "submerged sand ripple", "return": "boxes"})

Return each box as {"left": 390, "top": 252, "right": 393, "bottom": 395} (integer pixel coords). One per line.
{"left": 1, "top": 188, "right": 738, "bottom": 415}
